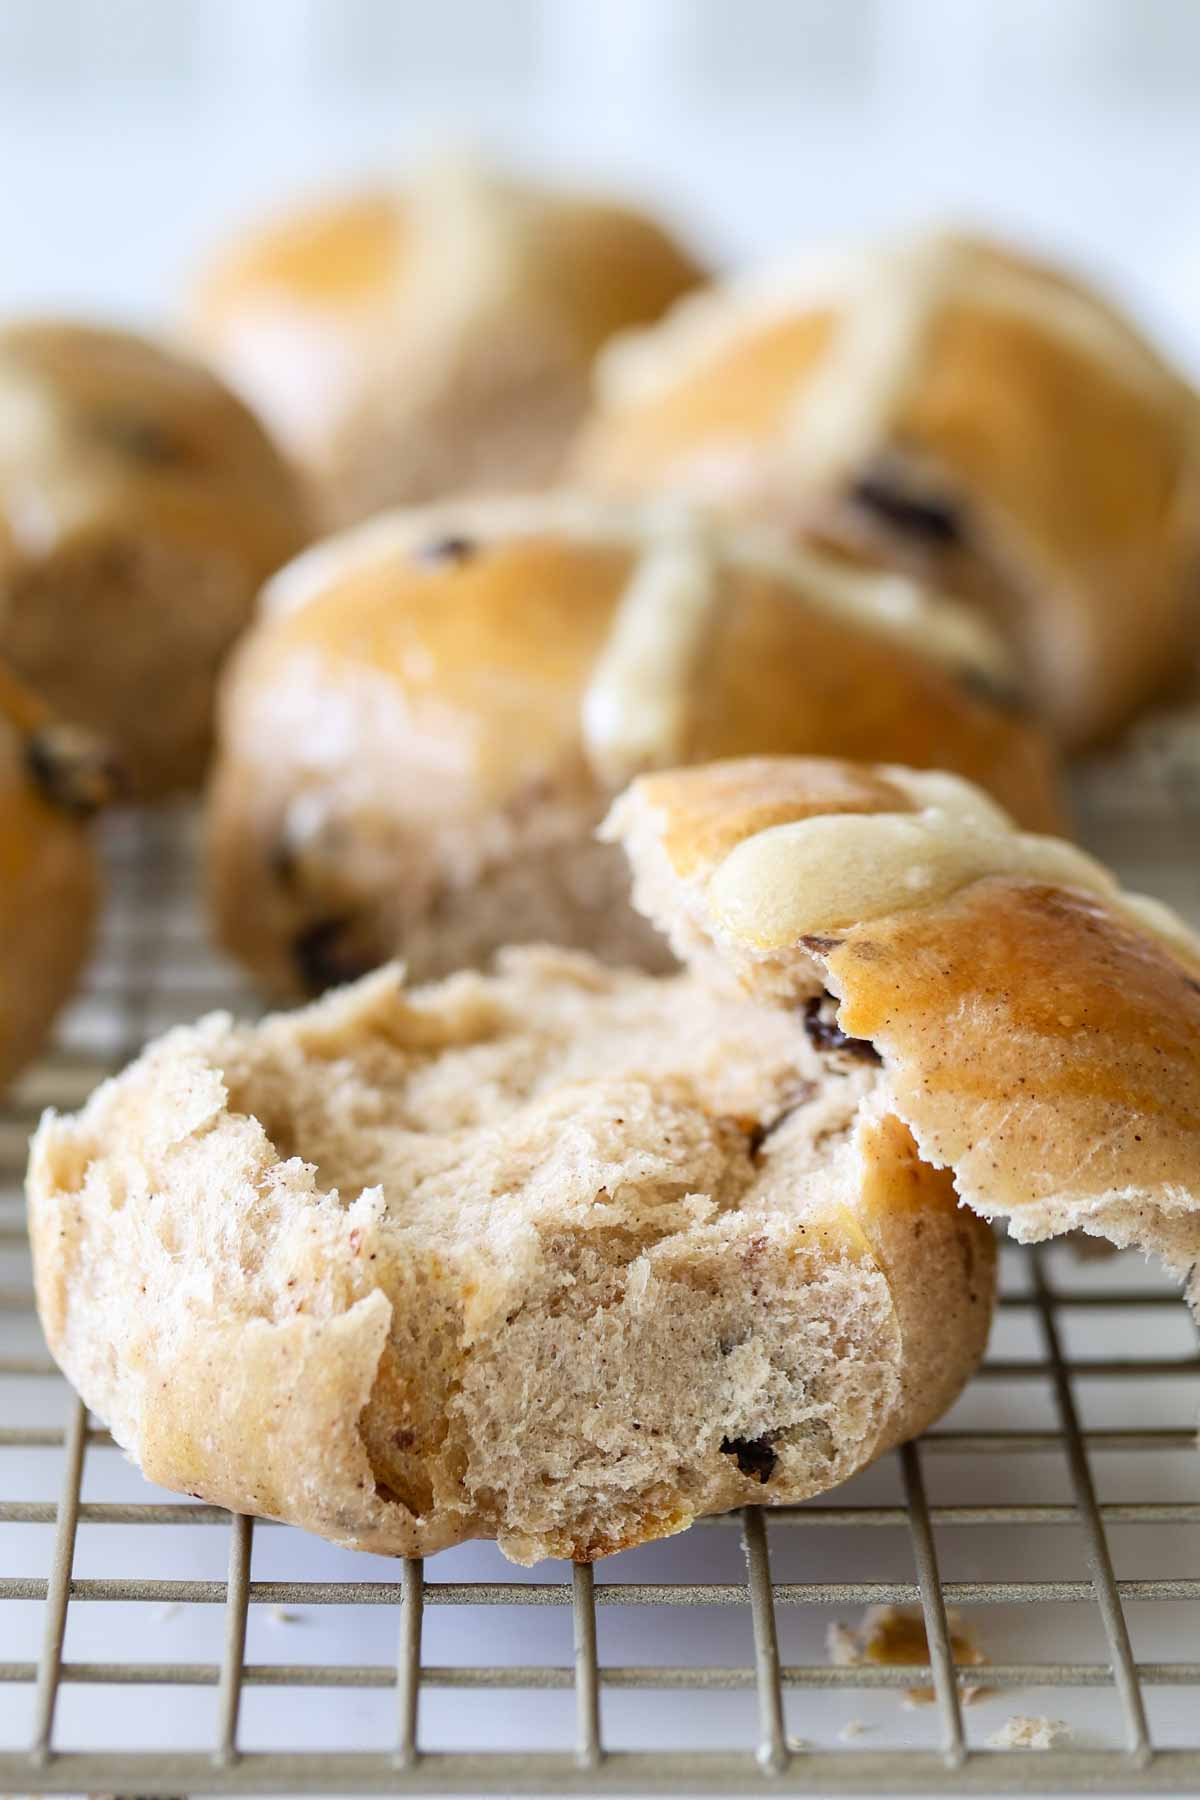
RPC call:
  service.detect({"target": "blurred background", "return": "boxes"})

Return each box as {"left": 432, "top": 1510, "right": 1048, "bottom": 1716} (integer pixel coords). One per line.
{"left": 2, "top": 0, "right": 1200, "bottom": 370}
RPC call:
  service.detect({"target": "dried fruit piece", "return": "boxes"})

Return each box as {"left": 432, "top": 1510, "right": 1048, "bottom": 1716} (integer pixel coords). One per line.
{"left": 719, "top": 1434, "right": 778, "bottom": 1483}
{"left": 25, "top": 724, "right": 123, "bottom": 817}
{"left": 803, "top": 993, "right": 881, "bottom": 1064}
{"left": 291, "top": 917, "right": 375, "bottom": 996}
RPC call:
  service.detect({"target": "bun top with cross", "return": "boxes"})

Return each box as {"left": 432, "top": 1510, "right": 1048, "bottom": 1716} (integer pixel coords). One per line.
{"left": 608, "top": 753, "right": 1200, "bottom": 1293}
{"left": 186, "top": 159, "right": 706, "bottom": 527}
{"left": 575, "top": 230, "right": 1200, "bottom": 748}
{"left": 207, "top": 493, "right": 1064, "bottom": 996}
{"left": 247, "top": 492, "right": 1062, "bottom": 822}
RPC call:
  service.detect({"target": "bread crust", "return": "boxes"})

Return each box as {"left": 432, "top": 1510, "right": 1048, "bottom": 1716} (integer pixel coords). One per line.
{"left": 28, "top": 935, "right": 995, "bottom": 1565}
{"left": 0, "top": 664, "right": 106, "bottom": 1089}
{"left": 207, "top": 496, "right": 1063, "bottom": 997}
{"left": 186, "top": 163, "right": 704, "bottom": 527}
{"left": 608, "top": 756, "right": 1200, "bottom": 1293}
{"left": 0, "top": 321, "right": 309, "bottom": 795}
{"left": 575, "top": 231, "right": 1200, "bottom": 747}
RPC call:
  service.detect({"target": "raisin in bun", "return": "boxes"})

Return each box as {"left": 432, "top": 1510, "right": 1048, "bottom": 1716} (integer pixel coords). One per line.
{"left": 185, "top": 159, "right": 704, "bottom": 529}
{"left": 206, "top": 495, "right": 1064, "bottom": 998}
{"left": 0, "top": 320, "right": 309, "bottom": 796}
{"left": 29, "top": 842, "right": 997, "bottom": 1564}
{"left": 575, "top": 231, "right": 1200, "bottom": 748}
{"left": 607, "top": 757, "right": 1200, "bottom": 1282}
{"left": 0, "top": 664, "right": 116, "bottom": 1089}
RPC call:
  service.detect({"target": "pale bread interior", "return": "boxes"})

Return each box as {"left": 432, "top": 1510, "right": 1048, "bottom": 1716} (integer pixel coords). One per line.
{"left": 31, "top": 947, "right": 991, "bottom": 1562}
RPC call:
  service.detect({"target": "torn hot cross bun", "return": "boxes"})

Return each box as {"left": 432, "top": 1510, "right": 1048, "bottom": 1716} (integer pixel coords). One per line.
{"left": 0, "top": 320, "right": 309, "bottom": 795}
{"left": 0, "top": 662, "right": 117, "bottom": 1089}
{"left": 185, "top": 158, "right": 704, "bottom": 529}
{"left": 575, "top": 230, "right": 1200, "bottom": 748}
{"left": 206, "top": 494, "right": 1063, "bottom": 998}
{"left": 607, "top": 755, "right": 1200, "bottom": 1285}
{"left": 29, "top": 798, "right": 998, "bottom": 1563}
{"left": 36, "top": 753, "right": 1200, "bottom": 1564}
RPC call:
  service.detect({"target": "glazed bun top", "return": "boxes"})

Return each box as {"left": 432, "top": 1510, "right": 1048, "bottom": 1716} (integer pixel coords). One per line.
{"left": 0, "top": 319, "right": 308, "bottom": 582}
{"left": 241, "top": 494, "right": 1064, "bottom": 833}
{"left": 187, "top": 159, "right": 705, "bottom": 476}
{"left": 607, "top": 755, "right": 1200, "bottom": 1289}
{"left": 586, "top": 230, "right": 1192, "bottom": 459}
{"left": 575, "top": 229, "right": 1200, "bottom": 748}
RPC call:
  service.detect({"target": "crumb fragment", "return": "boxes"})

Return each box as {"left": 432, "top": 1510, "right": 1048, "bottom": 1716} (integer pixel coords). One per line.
{"left": 827, "top": 1620, "right": 861, "bottom": 1665}
{"left": 268, "top": 1604, "right": 303, "bottom": 1625}
{"left": 826, "top": 1604, "right": 989, "bottom": 1706}
{"left": 986, "top": 1714, "right": 1072, "bottom": 1750}
{"left": 785, "top": 1735, "right": 809, "bottom": 1753}
{"left": 839, "top": 1718, "right": 871, "bottom": 1741}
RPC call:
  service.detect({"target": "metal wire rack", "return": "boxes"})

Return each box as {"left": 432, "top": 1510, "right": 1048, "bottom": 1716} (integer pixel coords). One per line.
{"left": 0, "top": 804, "right": 1198, "bottom": 1796}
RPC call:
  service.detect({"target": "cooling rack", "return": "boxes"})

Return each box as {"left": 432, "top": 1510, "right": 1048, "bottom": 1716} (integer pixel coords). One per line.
{"left": 0, "top": 803, "right": 1198, "bottom": 1797}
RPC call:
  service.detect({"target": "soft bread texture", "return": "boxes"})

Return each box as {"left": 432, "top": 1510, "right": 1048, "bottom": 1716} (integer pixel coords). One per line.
{"left": 186, "top": 161, "right": 703, "bottom": 528}
{"left": 28, "top": 938, "right": 995, "bottom": 1564}
{"left": 607, "top": 757, "right": 1200, "bottom": 1292}
{"left": 0, "top": 664, "right": 108, "bottom": 1089}
{"left": 0, "top": 321, "right": 309, "bottom": 794}
{"left": 575, "top": 231, "right": 1200, "bottom": 747}
{"left": 207, "top": 495, "right": 1063, "bottom": 998}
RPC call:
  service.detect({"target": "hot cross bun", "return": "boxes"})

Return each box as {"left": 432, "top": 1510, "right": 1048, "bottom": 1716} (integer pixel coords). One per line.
{"left": 575, "top": 231, "right": 1200, "bottom": 748}
{"left": 0, "top": 320, "right": 308, "bottom": 795}
{"left": 206, "top": 495, "right": 1063, "bottom": 996}
{"left": 187, "top": 160, "right": 704, "bottom": 528}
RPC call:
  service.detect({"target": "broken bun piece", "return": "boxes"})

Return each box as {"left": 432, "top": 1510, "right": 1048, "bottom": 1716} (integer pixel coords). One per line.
{"left": 0, "top": 663, "right": 116, "bottom": 1089}
{"left": 207, "top": 494, "right": 1063, "bottom": 998}
{"left": 30, "top": 767, "right": 1003, "bottom": 1563}
{"left": 575, "top": 231, "right": 1200, "bottom": 747}
{"left": 0, "top": 320, "right": 309, "bottom": 795}
{"left": 186, "top": 160, "right": 703, "bottom": 527}
{"left": 608, "top": 757, "right": 1200, "bottom": 1286}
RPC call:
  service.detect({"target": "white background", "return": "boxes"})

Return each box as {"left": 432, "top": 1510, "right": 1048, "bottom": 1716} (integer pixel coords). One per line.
{"left": 1, "top": 0, "right": 1199, "bottom": 376}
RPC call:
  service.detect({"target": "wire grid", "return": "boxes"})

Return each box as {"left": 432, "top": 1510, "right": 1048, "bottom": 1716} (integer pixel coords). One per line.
{"left": 0, "top": 804, "right": 1197, "bottom": 1795}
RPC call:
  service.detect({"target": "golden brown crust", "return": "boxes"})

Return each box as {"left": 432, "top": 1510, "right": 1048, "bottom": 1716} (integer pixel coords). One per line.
{"left": 609, "top": 754, "right": 1200, "bottom": 1284}
{"left": 824, "top": 879, "right": 1200, "bottom": 1247}
{"left": 0, "top": 320, "right": 309, "bottom": 794}
{"left": 192, "top": 189, "right": 407, "bottom": 310}
{"left": 578, "top": 310, "right": 837, "bottom": 480}
{"left": 523, "top": 197, "right": 709, "bottom": 364}
{"left": 575, "top": 232, "right": 1200, "bottom": 747}
{"left": 236, "top": 532, "right": 1054, "bottom": 816}
{"left": 187, "top": 166, "right": 705, "bottom": 526}
{"left": 207, "top": 500, "right": 1063, "bottom": 995}
{"left": 643, "top": 757, "right": 914, "bottom": 878}
{"left": 0, "top": 663, "right": 102, "bottom": 1089}
{"left": 893, "top": 295, "right": 1198, "bottom": 748}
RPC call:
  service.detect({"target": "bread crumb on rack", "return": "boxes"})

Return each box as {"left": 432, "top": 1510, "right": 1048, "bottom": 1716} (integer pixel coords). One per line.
{"left": 838, "top": 1717, "right": 872, "bottom": 1741}
{"left": 827, "top": 1604, "right": 990, "bottom": 1706}
{"left": 986, "top": 1714, "right": 1073, "bottom": 1750}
